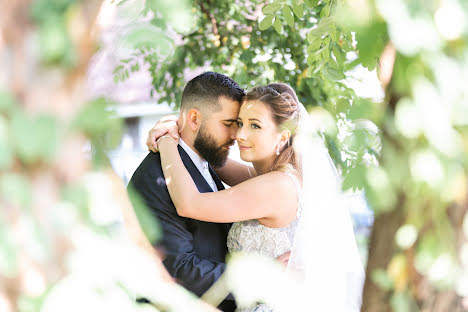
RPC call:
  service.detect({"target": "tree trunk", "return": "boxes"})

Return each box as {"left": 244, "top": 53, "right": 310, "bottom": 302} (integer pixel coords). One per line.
{"left": 361, "top": 198, "right": 406, "bottom": 312}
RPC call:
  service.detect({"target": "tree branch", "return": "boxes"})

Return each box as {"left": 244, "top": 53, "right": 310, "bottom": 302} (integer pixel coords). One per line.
{"left": 198, "top": 0, "right": 219, "bottom": 39}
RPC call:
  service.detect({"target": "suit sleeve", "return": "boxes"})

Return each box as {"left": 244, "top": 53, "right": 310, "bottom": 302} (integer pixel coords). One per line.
{"left": 127, "top": 153, "right": 228, "bottom": 297}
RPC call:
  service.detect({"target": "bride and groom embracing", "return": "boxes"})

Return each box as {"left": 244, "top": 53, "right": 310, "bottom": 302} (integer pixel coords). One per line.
{"left": 128, "top": 72, "right": 364, "bottom": 311}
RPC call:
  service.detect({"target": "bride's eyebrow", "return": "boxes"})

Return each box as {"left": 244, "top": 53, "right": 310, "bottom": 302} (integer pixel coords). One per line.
{"left": 248, "top": 118, "right": 262, "bottom": 124}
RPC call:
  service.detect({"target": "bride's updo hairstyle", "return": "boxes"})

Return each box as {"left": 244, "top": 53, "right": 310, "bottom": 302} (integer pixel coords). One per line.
{"left": 243, "top": 83, "right": 302, "bottom": 178}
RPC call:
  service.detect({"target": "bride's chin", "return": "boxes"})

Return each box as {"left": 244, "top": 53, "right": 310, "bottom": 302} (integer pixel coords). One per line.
{"left": 239, "top": 152, "right": 251, "bottom": 162}
{"left": 240, "top": 155, "right": 250, "bottom": 162}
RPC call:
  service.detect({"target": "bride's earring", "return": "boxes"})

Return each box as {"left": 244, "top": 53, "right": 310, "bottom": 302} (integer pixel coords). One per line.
{"left": 276, "top": 144, "right": 280, "bottom": 155}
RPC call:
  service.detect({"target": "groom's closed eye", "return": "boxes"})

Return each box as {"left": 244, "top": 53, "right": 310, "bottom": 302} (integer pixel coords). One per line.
{"left": 223, "top": 120, "right": 238, "bottom": 128}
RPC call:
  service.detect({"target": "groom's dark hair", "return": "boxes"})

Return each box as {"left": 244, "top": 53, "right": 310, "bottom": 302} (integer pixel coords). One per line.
{"left": 181, "top": 72, "right": 245, "bottom": 112}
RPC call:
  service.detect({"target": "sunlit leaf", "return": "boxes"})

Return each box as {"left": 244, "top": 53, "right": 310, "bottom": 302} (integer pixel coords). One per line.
{"left": 390, "top": 291, "right": 418, "bottom": 312}
{"left": 323, "top": 62, "right": 345, "bottom": 81}
{"left": 62, "top": 184, "right": 90, "bottom": 220}
{"left": 38, "top": 17, "right": 74, "bottom": 66}
{"left": 282, "top": 5, "right": 295, "bottom": 29}
{"left": 0, "top": 173, "right": 32, "bottom": 209}
{"left": 356, "top": 21, "right": 387, "bottom": 71}
{"left": 145, "top": 0, "right": 195, "bottom": 34}
{"left": 371, "top": 269, "right": 394, "bottom": 291}
{"left": 342, "top": 164, "right": 367, "bottom": 191}
{"left": 292, "top": 1, "right": 304, "bottom": 18}
{"left": 0, "top": 116, "right": 12, "bottom": 170}
{"left": 0, "top": 90, "right": 16, "bottom": 113}
{"left": 11, "top": 113, "right": 60, "bottom": 164}
{"left": 320, "top": 4, "right": 331, "bottom": 18}
{"left": 0, "top": 221, "right": 18, "bottom": 276}
{"left": 305, "top": 0, "right": 320, "bottom": 7}
{"left": 259, "top": 15, "right": 275, "bottom": 30}
{"left": 262, "top": 3, "right": 282, "bottom": 15}
{"left": 273, "top": 16, "right": 283, "bottom": 34}
{"left": 120, "top": 24, "right": 173, "bottom": 53}
{"left": 348, "top": 98, "right": 377, "bottom": 121}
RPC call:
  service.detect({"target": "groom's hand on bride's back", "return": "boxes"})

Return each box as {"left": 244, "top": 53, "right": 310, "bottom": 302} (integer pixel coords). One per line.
{"left": 276, "top": 251, "right": 291, "bottom": 267}
{"left": 146, "top": 114, "right": 180, "bottom": 153}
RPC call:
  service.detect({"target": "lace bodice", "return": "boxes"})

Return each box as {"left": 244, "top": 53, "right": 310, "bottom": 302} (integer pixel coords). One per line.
{"left": 226, "top": 172, "right": 302, "bottom": 311}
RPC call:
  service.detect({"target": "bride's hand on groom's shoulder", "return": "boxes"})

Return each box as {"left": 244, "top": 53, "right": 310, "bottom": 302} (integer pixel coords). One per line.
{"left": 147, "top": 115, "right": 179, "bottom": 153}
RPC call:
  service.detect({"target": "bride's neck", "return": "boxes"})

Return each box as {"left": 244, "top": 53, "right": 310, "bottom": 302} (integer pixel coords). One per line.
{"left": 253, "top": 158, "right": 275, "bottom": 176}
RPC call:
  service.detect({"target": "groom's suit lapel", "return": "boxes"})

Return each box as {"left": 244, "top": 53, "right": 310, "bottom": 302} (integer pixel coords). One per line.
{"left": 178, "top": 145, "right": 214, "bottom": 194}
{"left": 178, "top": 145, "right": 231, "bottom": 229}
{"left": 208, "top": 165, "right": 231, "bottom": 232}
{"left": 208, "top": 165, "right": 225, "bottom": 191}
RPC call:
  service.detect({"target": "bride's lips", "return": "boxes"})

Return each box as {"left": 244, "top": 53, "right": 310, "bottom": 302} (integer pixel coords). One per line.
{"left": 238, "top": 145, "right": 251, "bottom": 151}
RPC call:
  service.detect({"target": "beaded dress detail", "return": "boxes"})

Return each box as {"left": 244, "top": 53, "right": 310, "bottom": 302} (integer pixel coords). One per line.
{"left": 226, "top": 172, "right": 302, "bottom": 312}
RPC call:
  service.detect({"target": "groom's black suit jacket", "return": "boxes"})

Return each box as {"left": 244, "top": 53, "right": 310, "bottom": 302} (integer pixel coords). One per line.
{"left": 128, "top": 145, "right": 235, "bottom": 311}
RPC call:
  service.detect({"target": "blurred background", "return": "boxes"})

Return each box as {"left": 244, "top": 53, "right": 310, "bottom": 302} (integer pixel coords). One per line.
{"left": 1, "top": 0, "right": 467, "bottom": 311}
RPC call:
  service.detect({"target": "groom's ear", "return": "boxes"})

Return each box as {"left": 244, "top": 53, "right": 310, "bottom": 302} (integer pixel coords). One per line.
{"left": 186, "top": 108, "right": 202, "bottom": 132}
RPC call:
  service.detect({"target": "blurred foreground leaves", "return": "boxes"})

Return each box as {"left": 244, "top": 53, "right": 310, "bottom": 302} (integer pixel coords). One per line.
{"left": 0, "top": 0, "right": 205, "bottom": 311}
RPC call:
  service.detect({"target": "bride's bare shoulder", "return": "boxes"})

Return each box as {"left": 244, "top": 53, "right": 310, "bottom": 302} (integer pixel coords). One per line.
{"left": 248, "top": 170, "right": 298, "bottom": 192}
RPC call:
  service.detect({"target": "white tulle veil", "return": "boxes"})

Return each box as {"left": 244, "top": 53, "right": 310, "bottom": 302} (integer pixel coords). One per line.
{"left": 286, "top": 103, "right": 365, "bottom": 311}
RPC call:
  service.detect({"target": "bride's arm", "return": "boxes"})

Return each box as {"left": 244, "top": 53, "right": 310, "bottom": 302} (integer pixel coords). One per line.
{"left": 146, "top": 115, "right": 256, "bottom": 186}
{"left": 158, "top": 137, "right": 296, "bottom": 224}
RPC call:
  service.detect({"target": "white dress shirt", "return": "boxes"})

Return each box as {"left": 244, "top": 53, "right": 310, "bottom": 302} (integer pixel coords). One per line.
{"left": 178, "top": 138, "right": 218, "bottom": 192}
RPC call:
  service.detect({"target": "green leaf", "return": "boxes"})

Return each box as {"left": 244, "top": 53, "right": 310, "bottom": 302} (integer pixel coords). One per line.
{"left": 38, "top": 17, "right": 72, "bottom": 65}
{"left": 349, "top": 98, "right": 376, "bottom": 120}
{"left": 324, "top": 65, "right": 345, "bottom": 81}
{"left": 282, "top": 5, "right": 295, "bottom": 29}
{"left": 292, "top": 1, "right": 304, "bottom": 18}
{"left": 262, "top": 3, "right": 282, "bottom": 15}
{"left": 342, "top": 164, "right": 367, "bottom": 191}
{"left": 371, "top": 269, "right": 394, "bottom": 291}
{"left": 356, "top": 21, "right": 387, "bottom": 71}
{"left": 259, "top": 15, "right": 275, "bottom": 30}
{"left": 0, "top": 173, "right": 32, "bottom": 210}
{"left": 336, "top": 98, "right": 351, "bottom": 114}
{"left": 62, "top": 184, "right": 90, "bottom": 220}
{"left": 120, "top": 23, "right": 173, "bottom": 56}
{"left": 11, "top": 112, "right": 59, "bottom": 164}
{"left": 305, "top": 0, "right": 319, "bottom": 6}
{"left": 73, "top": 98, "right": 116, "bottom": 136}
{"left": 307, "top": 37, "right": 323, "bottom": 51}
{"left": 0, "top": 90, "right": 16, "bottom": 113}
{"left": 320, "top": 4, "right": 331, "bottom": 17}
{"left": 127, "top": 186, "right": 161, "bottom": 244}
{"left": 333, "top": 44, "right": 346, "bottom": 67}
{"left": 307, "top": 18, "right": 335, "bottom": 39}
{"left": 0, "top": 116, "right": 12, "bottom": 170}
{"left": 391, "top": 291, "right": 419, "bottom": 312}
{"left": 273, "top": 16, "right": 283, "bottom": 34}
{"left": 0, "top": 222, "right": 18, "bottom": 276}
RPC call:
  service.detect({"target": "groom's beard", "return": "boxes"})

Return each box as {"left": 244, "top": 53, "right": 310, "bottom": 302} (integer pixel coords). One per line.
{"left": 194, "top": 123, "right": 233, "bottom": 168}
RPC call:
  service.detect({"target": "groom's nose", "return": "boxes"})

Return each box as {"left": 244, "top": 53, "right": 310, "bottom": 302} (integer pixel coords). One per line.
{"left": 229, "top": 127, "right": 237, "bottom": 140}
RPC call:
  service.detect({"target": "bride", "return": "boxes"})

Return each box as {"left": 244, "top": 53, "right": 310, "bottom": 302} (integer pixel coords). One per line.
{"left": 151, "top": 83, "right": 364, "bottom": 311}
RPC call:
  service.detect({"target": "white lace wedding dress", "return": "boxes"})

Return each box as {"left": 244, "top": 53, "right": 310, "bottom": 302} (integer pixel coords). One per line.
{"left": 226, "top": 172, "right": 302, "bottom": 312}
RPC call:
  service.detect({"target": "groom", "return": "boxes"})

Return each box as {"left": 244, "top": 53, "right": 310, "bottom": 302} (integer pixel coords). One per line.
{"left": 128, "top": 72, "right": 244, "bottom": 311}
